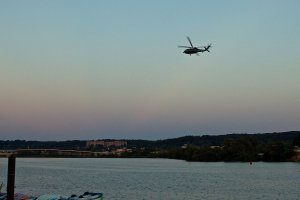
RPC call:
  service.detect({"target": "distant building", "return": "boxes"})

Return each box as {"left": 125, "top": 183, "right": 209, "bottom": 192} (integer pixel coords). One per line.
{"left": 114, "top": 148, "right": 132, "bottom": 155}
{"left": 181, "top": 144, "right": 188, "bottom": 149}
{"left": 210, "top": 146, "right": 222, "bottom": 149}
{"left": 257, "top": 153, "right": 264, "bottom": 156}
{"left": 0, "top": 150, "right": 16, "bottom": 157}
{"left": 86, "top": 140, "right": 127, "bottom": 148}
{"left": 293, "top": 147, "right": 300, "bottom": 161}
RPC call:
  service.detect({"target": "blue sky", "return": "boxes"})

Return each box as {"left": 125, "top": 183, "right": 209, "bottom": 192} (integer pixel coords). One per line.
{"left": 1, "top": 1, "right": 300, "bottom": 140}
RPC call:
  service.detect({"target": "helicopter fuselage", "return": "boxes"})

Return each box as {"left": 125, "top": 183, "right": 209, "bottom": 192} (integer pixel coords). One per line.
{"left": 183, "top": 48, "right": 206, "bottom": 55}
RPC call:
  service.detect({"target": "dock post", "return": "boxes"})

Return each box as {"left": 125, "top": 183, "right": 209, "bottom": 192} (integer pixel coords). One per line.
{"left": 7, "top": 154, "right": 16, "bottom": 200}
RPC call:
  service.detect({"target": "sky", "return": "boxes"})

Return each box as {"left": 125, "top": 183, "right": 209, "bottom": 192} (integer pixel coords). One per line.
{"left": 1, "top": 0, "right": 300, "bottom": 140}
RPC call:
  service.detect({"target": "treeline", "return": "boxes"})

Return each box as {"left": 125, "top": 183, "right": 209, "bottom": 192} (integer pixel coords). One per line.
{"left": 1, "top": 132, "right": 299, "bottom": 161}
{"left": 126, "top": 131, "right": 300, "bottom": 149}
{"left": 122, "top": 136, "right": 298, "bottom": 162}
{"left": 1, "top": 131, "right": 299, "bottom": 151}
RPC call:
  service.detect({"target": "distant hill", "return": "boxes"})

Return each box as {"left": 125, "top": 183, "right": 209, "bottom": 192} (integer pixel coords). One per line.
{"left": 127, "top": 131, "right": 300, "bottom": 149}
{"left": 0, "top": 131, "right": 299, "bottom": 150}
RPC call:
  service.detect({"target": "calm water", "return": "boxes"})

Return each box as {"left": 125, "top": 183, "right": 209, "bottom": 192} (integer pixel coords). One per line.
{"left": 0, "top": 158, "right": 299, "bottom": 200}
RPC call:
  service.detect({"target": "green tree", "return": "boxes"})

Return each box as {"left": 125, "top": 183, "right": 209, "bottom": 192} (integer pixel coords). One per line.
{"left": 223, "top": 136, "right": 260, "bottom": 161}
{"left": 292, "top": 134, "right": 300, "bottom": 146}
{"left": 263, "top": 142, "right": 293, "bottom": 161}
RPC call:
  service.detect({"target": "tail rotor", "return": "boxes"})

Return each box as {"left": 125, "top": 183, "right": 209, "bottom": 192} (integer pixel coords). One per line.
{"left": 205, "top": 44, "right": 212, "bottom": 52}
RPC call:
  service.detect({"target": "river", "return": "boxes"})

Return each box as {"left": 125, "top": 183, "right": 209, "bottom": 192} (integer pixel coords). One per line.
{"left": 0, "top": 158, "right": 299, "bottom": 199}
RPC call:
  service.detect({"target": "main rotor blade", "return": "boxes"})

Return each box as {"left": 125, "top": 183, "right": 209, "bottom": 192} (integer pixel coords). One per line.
{"left": 178, "top": 45, "right": 191, "bottom": 48}
{"left": 196, "top": 46, "right": 206, "bottom": 48}
{"left": 187, "top": 36, "right": 194, "bottom": 48}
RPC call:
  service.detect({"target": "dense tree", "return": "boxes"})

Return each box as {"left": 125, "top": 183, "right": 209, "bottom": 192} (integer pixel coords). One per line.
{"left": 292, "top": 134, "right": 300, "bottom": 146}
{"left": 223, "top": 136, "right": 261, "bottom": 161}
{"left": 262, "top": 143, "right": 294, "bottom": 161}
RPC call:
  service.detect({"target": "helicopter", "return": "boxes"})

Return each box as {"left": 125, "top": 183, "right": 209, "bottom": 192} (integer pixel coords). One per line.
{"left": 178, "top": 37, "right": 212, "bottom": 56}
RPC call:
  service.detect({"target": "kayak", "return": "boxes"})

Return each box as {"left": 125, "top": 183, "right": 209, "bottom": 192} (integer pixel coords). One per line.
{"left": 0, "top": 192, "right": 103, "bottom": 200}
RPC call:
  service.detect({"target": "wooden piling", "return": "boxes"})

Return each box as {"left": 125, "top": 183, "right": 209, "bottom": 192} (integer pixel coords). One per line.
{"left": 7, "top": 154, "right": 16, "bottom": 200}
